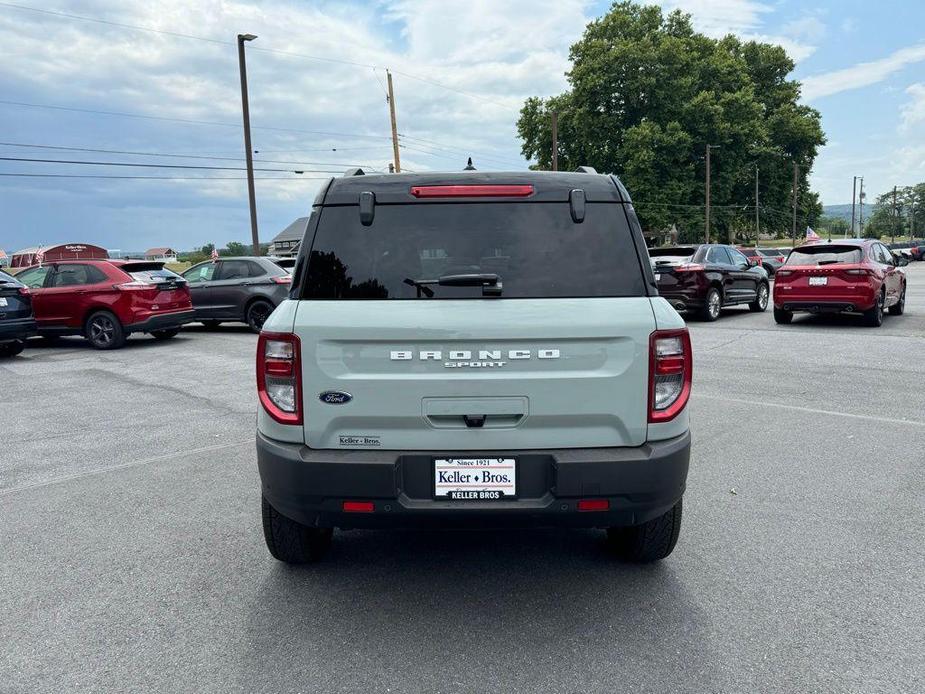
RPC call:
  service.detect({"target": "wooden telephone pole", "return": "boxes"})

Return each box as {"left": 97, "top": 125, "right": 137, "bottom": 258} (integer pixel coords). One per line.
{"left": 386, "top": 70, "right": 401, "bottom": 173}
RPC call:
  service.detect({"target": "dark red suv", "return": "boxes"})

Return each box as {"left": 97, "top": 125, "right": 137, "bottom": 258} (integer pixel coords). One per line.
{"left": 14, "top": 260, "right": 194, "bottom": 349}
{"left": 773, "top": 239, "right": 907, "bottom": 327}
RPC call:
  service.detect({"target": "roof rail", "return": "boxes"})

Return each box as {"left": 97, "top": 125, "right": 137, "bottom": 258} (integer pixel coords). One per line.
{"left": 575, "top": 166, "right": 597, "bottom": 174}
{"left": 343, "top": 167, "right": 365, "bottom": 177}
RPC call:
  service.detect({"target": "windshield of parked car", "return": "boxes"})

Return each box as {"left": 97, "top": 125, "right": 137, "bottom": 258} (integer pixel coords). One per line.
{"left": 786, "top": 245, "right": 864, "bottom": 266}
{"left": 302, "top": 202, "right": 647, "bottom": 299}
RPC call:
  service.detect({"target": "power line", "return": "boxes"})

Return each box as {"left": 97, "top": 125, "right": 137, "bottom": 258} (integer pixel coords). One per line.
{"left": 0, "top": 99, "right": 394, "bottom": 141}
{"left": 0, "top": 172, "right": 329, "bottom": 180}
{"left": 0, "top": 141, "right": 381, "bottom": 169}
{"left": 0, "top": 155, "right": 346, "bottom": 173}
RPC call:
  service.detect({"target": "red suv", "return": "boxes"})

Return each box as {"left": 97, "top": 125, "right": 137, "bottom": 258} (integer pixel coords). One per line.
{"left": 14, "top": 260, "right": 194, "bottom": 349}
{"left": 773, "top": 239, "right": 907, "bottom": 327}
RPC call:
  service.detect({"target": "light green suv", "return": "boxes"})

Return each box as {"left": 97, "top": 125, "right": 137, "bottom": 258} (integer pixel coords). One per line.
{"left": 256, "top": 168, "right": 691, "bottom": 564}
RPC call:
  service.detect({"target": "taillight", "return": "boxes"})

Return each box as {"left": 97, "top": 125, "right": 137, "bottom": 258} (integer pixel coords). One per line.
{"left": 115, "top": 281, "right": 153, "bottom": 291}
{"left": 674, "top": 263, "right": 705, "bottom": 272}
{"left": 257, "top": 332, "right": 302, "bottom": 425}
{"left": 845, "top": 268, "right": 871, "bottom": 276}
{"left": 271, "top": 276, "right": 291, "bottom": 284}
{"left": 409, "top": 184, "right": 534, "bottom": 198}
{"left": 649, "top": 329, "right": 692, "bottom": 423}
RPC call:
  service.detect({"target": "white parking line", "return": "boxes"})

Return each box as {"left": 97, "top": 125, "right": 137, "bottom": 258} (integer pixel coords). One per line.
{"left": 0, "top": 439, "right": 253, "bottom": 498}
{"left": 694, "top": 394, "right": 925, "bottom": 428}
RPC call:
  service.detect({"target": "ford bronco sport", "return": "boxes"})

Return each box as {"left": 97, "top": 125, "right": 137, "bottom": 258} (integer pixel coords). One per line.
{"left": 256, "top": 168, "right": 692, "bottom": 563}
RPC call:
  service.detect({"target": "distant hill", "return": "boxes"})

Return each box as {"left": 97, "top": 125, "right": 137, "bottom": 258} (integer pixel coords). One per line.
{"left": 822, "top": 203, "right": 881, "bottom": 222}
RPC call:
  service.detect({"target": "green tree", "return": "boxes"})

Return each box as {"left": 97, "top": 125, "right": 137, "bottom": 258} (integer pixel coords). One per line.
{"left": 199, "top": 243, "right": 215, "bottom": 257}
{"left": 817, "top": 215, "right": 849, "bottom": 238}
{"left": 516, "top": 1, "right": 825, "bottom": 243}
{"left": 225, "top": 241, "right": 248, "bottom": 256}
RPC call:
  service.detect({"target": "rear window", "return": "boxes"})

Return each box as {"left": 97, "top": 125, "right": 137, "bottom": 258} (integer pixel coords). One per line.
{"left": 301, "top": 202, "right": 646, "bottom": 299}
{"left": 127, "top": 268, "right": 185, "bottom": 284}
{"left": 787, "top": 245, "right": 863, "bottom": 266}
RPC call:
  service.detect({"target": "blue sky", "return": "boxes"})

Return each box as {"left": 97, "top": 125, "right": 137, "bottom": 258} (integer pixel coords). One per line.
{"left": 1, "top": 0, "right": 924, "bottom": 253}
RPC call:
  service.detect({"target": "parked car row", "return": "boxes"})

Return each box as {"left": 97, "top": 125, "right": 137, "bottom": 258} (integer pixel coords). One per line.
{"left": 651, "top": 238, "right": 908, "bottom": 328}
{"left": 0, "top": 256, "right": 294, "bottom": 355}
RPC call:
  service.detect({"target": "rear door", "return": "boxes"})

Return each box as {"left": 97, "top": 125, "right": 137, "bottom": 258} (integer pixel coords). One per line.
{"left": 706, "top": 246, "right": 736, "bottom": 300}
{"left": 293, "top": 199, "right": 656, "bottom": 451}
{"left": 211, "top": 259, "right": 259, "bottom": 319}
{"left": 181, "top": 262, "right": 217, "bottom": 317}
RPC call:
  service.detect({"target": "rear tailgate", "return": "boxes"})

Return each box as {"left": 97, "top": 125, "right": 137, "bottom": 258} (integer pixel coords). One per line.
{"left": 120, "top": 263, "right": 192, "bottom": 310}
{"left": 0, "top": 278, "right": 32, "bottom": 319}
{"left": 297, "top": 298, "right": 654, "bottom": 450}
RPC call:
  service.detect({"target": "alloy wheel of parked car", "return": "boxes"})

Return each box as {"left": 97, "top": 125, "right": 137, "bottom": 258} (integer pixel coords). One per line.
{"left": 85, "top": 311, "right": 126, "bottom": 350}
{"left": 750, "top": 283, "right": 769, "bottom": 312}
{"left": 246, "top": 300, "right": 274, "bottom": 334}
{"left": 863, "top": 291, "right": 884, "bottom": 327}
{"left": 700, "top": 288, "right": 721, "bottom": 321}
{"left": 888, "top": 286, "right": 906, "bottom": 316}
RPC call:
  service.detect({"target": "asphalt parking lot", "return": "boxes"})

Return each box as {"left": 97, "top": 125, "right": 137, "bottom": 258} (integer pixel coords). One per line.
{"left": 2, "top": 265, "right": 924, "bottom": 693}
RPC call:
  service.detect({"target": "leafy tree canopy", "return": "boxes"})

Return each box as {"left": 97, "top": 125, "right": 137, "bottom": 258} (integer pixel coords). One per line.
{"left": 863, "top": 183, "right": 925, "bottom": 240}
{"left": 517, "top": 1, "right": 826, "bottom": 242}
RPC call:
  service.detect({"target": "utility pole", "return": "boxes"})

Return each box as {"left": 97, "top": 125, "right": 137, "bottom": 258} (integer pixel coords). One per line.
{"left": 858, "top": 177, "right": 865, "bottom": 235}
{"left": 386, "top": 70, "right": 401, "bottom": 173}
{"left": 551, "top": 111, "right": 558, "bottom": 171}
{"left": 754, "top": 164, "right": 760, "bottom": 246}
{"left": 791, "top": 161, "right": 799, "bottom": 245}
{"left": 705, "top": 144, "right": 712, "bottom": 243}
{"left": 892, "top": 185, "right": 898, "bottom": 244}
{"left": 851, "top": 176, "right": 857, "bottom": 238}
{"left": 237, "top": 33, "right": 259, "bottom": 255}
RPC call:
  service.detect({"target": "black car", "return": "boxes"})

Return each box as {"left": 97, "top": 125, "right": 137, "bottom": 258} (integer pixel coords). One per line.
{"left": 651, "top": 244, "right": 770, "bottom": 321}
{"left": 0, "top": 269, "right": 36, "bottom": 357}
{"left": 181, "top": 257, "right": 291, "bottom": 333}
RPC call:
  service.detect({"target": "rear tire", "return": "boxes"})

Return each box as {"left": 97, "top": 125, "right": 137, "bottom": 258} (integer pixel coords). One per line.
{"left": 607, "top": 498, "right": 682, "bottom": 563}
{"left": 261, "top": 495, "right": 332, "bottom": 564}
{"left": 773, "top": 307, "right": 792, "bottom": 324}
{"left": 246, "top": 300, "right": 274, "bottom": 334}
{"left": 151, "top": 328, "right": 179, "bottom": 340}
{"left": 698, "top": 288, "right": 721, "bottom": 322}
{"left": 0, "top": 340, "right": 25, "bottom": 357}
{"left": 749, "top": 282, "right": 769, "bottom": 312}
{"left": 888, "top": 285, "right": 905, "bottom": 315}
{"left": 863, "top": 291, "right": 885, "bottom": 327}
{"left": 85, "top": 310, "right": 126, "bottom": 350}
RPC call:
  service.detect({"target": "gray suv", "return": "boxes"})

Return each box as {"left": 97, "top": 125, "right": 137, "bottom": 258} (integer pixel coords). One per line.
{"left": 182, "top": 257, "right": 290, "bottom": 332}
{"left": 256, "top": 169, "right": 692, "bottom": 564}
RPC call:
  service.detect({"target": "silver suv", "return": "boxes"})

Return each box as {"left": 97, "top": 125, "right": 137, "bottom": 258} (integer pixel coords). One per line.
{"left": 256, "top": 169, "right": 692, "bottom": 563}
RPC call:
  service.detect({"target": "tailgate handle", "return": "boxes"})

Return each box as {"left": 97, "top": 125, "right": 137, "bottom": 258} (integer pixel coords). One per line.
{"left": 463, "top": 415, "right": 486, "bottom": 428}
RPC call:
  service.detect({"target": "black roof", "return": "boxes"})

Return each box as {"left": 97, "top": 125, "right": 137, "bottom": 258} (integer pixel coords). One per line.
{"left": 319, "top": 170, "right": 629, "bottom": 205}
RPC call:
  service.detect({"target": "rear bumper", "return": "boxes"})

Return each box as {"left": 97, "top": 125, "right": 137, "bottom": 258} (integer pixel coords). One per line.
{"left": 256, "top": 430, "right": 691, "bottom": 529}
{"left": 125, "top": 309, "right": 195, "bottom": 333}
{"left": 0, "top": 317, "right": 37, "bottom": 341}
{"left": 774, "top": 286, "right": 876, "bottom": 312}
{"left": 658, "top": 291, "right": 704, "bottom": 312}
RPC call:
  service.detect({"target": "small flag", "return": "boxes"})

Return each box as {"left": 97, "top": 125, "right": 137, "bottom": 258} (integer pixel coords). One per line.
{"left": 35, "top": 246, "right": 45, "bottom": 265}
{"left": 0, "top": 249, "right": 7, "bottom": 260}
{"left": 806, "top": 227, "right": 820, "bottom": 240}
{"left": 210, "top": 247, "right": 219, "bottom": 261}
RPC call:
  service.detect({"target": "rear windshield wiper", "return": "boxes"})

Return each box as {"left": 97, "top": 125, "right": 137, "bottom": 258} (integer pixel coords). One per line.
{"left": 404, "top": 273, "right": 503, "bottom": 297}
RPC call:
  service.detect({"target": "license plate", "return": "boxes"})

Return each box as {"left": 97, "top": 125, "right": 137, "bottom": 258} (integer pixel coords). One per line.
{"left": 0, "top": 298, "right": 7, "bottom": 307}
{"left": 434, "top": 458, "right": 516, "bottom": 500}
{"left": 809, "top": 276, "right": 828, "bottom": 286}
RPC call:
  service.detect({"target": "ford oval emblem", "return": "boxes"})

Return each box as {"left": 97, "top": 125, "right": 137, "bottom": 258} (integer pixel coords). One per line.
{"left": 319, "top": 390, "right": 352, "bottom": 405}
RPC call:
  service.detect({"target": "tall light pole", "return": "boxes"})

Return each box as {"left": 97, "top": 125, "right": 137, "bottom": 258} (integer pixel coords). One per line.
{"left": 754, "top": 163, "right": 760, "bottom": 247}
{"left": 850, "top": 176, "right": 857, "bottom": 238}
{"left": 237, "top": 33, "right": 260, "bottom": 255}
{"left": 791, "top": 161, "right": 799, "bottom": 245}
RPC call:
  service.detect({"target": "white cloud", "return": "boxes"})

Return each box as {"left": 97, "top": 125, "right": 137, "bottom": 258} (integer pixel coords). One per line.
{"left": 658, "top": 1, "right": 817, "bottom": 63}
{"left": 900, "top": 83, "right": 925, "bottom": 129}
{"left": 802, "top": 43, "right": 925, "bottom": 100}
